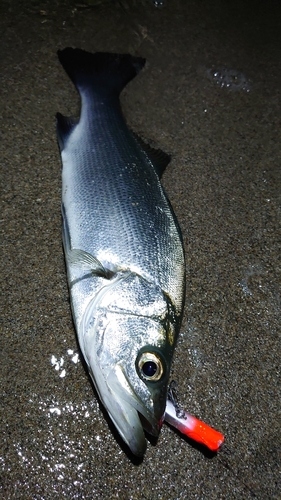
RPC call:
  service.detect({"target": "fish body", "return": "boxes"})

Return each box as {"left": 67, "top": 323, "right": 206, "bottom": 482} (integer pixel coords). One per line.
{"left": 57, "top": 48, "right": 185, "bottom": 456}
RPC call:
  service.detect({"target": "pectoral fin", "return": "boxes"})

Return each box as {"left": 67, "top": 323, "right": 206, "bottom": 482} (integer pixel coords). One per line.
{"left": 67, "top": 248, "right": 113, "bottom": 278}
{"left": 62, "top": 204, "right": 114, "bottom": 279}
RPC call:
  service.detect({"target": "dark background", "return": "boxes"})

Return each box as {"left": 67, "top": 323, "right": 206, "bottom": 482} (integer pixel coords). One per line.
{"left": 1, "top": 1, "right": 280, "bottom": 498}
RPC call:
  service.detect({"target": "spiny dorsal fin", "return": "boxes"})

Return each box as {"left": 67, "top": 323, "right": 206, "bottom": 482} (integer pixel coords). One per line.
{"left": 132, "top": 132, "right": 171, "bottom": 178}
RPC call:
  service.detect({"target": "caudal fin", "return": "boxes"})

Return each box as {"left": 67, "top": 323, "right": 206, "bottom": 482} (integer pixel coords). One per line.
{"left": 57, "top": 48, "right": 146, "bottom": 97}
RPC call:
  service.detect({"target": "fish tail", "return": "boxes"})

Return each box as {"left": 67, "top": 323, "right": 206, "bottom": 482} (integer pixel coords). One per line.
{"left": 57, "top": 48, "right": 146, "bottom": 97}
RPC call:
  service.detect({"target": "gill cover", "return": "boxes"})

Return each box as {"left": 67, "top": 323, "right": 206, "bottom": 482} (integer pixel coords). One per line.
{"left": 79, "top": 270, "right": 177, "bottom": 456}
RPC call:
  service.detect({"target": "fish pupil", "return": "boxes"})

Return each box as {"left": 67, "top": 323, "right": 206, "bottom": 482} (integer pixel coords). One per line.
{"left": 142, "top": 361, "right": 157, "bottom": 377}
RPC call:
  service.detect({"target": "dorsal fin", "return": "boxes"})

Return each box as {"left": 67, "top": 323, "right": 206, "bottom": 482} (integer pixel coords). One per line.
{"left": 132, "top": 132, "right": 171, "bottom": 178}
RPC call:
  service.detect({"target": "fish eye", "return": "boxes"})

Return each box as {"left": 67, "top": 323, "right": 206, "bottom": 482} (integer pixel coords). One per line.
{"left": 137, "top": 352, "right": 164, "bottom": 382}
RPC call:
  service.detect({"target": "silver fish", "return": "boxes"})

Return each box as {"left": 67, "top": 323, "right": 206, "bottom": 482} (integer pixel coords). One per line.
{"left": 56, "top": 48, "right": 185, "bottom": 456}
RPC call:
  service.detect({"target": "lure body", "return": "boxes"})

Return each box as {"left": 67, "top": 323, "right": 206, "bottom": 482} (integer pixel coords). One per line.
{"left": 165, "top": 399, "right": 225, "bottom": 452}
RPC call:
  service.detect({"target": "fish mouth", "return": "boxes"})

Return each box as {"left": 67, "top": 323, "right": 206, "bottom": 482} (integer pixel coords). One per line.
{"left": 105, "top": 363, "right": 163, "bottom": 457}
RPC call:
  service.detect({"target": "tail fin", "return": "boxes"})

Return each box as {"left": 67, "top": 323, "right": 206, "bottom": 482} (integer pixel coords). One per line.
{"left": 57, "top": 48, "right": 146, "bottom": 97}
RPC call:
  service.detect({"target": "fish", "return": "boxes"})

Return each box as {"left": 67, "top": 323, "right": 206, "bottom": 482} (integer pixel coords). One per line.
{"left": 56, "top": 48, "right": 185, "bottom": 457}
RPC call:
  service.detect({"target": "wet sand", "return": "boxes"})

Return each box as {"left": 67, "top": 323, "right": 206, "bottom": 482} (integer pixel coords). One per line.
{"left": 1, "top": 1, "right": 280, "bottom": 498}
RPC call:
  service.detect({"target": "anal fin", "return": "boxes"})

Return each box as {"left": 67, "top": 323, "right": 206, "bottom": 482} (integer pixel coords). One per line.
{"left": 56, "top": 112, "right": 78, "bottom": 151}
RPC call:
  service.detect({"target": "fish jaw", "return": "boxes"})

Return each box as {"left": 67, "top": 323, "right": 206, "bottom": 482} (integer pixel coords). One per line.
{"left": 85, "top": 340, "right": 167, "bottom": 457}
{"left": 92, "top": 366, "right": 149, "bottom": 457}
{"left": 105, "top": 364, "right": 164, "bottom": 456}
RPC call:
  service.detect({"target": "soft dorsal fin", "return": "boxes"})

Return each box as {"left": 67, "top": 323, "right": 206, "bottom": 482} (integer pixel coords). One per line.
{"left": 56, "top": 112, "right": 78, "bottom": 151}
{"left": 132, "top": 132, "right": 171, "bottom": 178}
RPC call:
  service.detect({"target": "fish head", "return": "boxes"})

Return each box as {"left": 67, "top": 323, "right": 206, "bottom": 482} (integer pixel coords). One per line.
{"left": 79, "top": 271, "right": 181, "bottom": 457}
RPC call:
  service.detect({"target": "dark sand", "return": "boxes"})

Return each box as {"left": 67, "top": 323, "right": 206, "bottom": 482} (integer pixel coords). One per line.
{"left": 1, "top": 1, "right": 280, "bottom": 498}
